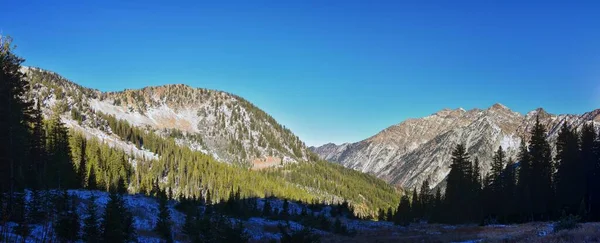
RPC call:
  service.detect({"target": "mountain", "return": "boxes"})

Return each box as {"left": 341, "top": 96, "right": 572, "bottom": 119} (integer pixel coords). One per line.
{"left": 23, "top": 66, "right": 314, "bottom": 168}
{"left": 311, "top": 103, "right": 600, "bottom": 189}
{"left": 21, "top": 66, "right": 398, "bottom": 216}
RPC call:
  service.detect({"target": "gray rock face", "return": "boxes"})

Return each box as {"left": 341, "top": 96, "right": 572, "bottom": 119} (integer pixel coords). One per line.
{"left": 311, "top": 104, "right": 600, "bottom": 189}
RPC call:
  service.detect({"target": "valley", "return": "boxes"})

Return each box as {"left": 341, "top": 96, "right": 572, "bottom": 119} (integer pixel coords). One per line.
{"left": 1, "top": 31, "right": 599, "bottom": 242}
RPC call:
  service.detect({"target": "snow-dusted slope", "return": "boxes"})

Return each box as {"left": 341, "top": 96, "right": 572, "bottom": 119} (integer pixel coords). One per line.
{"left": 23, "top": 67, "right": 312, "bottom": 167}
{"left": 311, "top": 104, "right": 600, "bottom": 189}
{"left": 0, "top": 190, "right": 390, "bottom": 242}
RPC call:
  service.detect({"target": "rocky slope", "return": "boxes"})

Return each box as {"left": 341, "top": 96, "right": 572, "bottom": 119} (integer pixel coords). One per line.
{"left": 311, "top": 103, "right": 600, "bottom": 189}
{"left": 23, "top": 66, "right": 313, "bottom": 168}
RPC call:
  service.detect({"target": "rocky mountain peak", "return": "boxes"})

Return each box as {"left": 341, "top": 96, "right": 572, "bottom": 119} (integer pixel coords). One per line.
{"left": 488, "top": 103, "right": 511, "bottom": 112}
{"left": 311, "top": 105, "right": 600, "bottom": 190}
{"left": 587, "top": 109, "right": 600, "bottom": 122}
{"left": 526, "top": 107, "right": 550, "bottom": 119}
{"left": 433, "top": 107, "right": 466, "bottom": 118}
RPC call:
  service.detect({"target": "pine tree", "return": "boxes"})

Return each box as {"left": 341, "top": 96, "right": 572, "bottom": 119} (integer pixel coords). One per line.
{"left": 28, "top": 188, "right": 44, "bottom": 224}
{"left": 419, "top": 178, "right": 432, "bottom": 220}
{"left": 116, "top": 177, "right": 128, "bottom": 194}
{"left": 0, "top": 36, "right": 34, "bottom": 218}
{"left": 221, "top": 219, "right": 249, "bottom": 243}
{"left": 528, "top": 116, "right": 554, "bottom": 220}
{"left": 282, "top": 199, "right": 289, "bottom": 219}
{"left": 78, "top": 138, "right": 88, "bottom": 188}
{"left": 471, "top": 157, "right": 483, "bottom": 221}
{"left": 501, "top": 157, "right": 517, "bottom": 222}
{"left": 183, "top": 210, "right": 198, "bottom": 242}
{"left": 411, "top": 188, "right": 419, "bottom": 220}
{"left": 87, "top": 165, "right": 98, "bottom": 190}
{"left": 491, "top": 147, "right": 505, "bottom": 191}
{"left": 205, "top": 189, "right": 213, "bottom": 215}
{"left": 394, "top": 195, "right": 411, "bottom": 226}
{"left": 430, "top": 187, "right": 443, "bottom": 223}
{"left": 444, "top": 143, "right": 471, "bottom": 223}
{"left": 333, "top": 217, "right": 343, "bottom": 234}
{"left": 386, "top": 207, "right": 393, "bottom": 222}
{"left": 489, "top": 147, "right": 506, "bottom": 218}
{"left": 554, "top": 122, "right": 583, "bottom": 216}
{"left": 83, "top": 194, "right": 100, "bottom": 243}
{"left": 154, "top": 190, "right": 173, "bottom": 243}
{"left": 54, "top": 190, "right": 80, "bottom": 242}
{"left": 580, "top": 124, "right": 599, "bottom": 220}
{"left": 29, "top": 99, "right": 46, "bottom": 189}
{"left": 263, "top": 200, "right": 272, "bottom": 217}
{"left": 46, "top": 113, "right": 77, "bottom": 189}
{"left": 101, "top": 191, "right": 135, "bottom": 242}
{"left": 377, "top": 208, "right": 385, "bottom": 221}
{"left": 517, "top": 138, "right": 533, "bottom": 221}
{"left": 123, "top": 209, "right": 136, "bottom": 243}
{"left": 13, "top": 191, "right": 30, "bottom": 241}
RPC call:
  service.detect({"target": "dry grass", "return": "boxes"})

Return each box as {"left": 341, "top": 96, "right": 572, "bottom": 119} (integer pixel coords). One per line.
{"left": 519, "top": 223, "right": 600, "bottom": 243}
{"left": 321, "top": 222, "right": 600, "bottom": 243}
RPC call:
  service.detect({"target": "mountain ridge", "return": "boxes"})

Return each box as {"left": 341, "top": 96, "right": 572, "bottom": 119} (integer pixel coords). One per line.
{"left": 23, "top": 66, "right": 315, "bottom": 167}
{"left": 20, "top": 66, "right": 400, "bottom": 216}
{"left": 311, "top": 103, "right": 600, "bottom": 190}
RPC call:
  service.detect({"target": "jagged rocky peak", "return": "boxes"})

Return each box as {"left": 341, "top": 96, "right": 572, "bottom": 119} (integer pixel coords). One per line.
{"left": 526, "top": 107, "right": 550, "bottom": 119}
{"left": 311, "top": 104, "right": 600, "bottom": 190}
{"left": 317, "top": 142, "right": 340, "bottom": 148}
{"left": 488, "top": 103, "right": 511, "bottom": 112}
{"left": 433, "top": 107, "right": 466, "bottom": 118}
{"left": 586, "top": 109, "right": 600, "bottom": 122}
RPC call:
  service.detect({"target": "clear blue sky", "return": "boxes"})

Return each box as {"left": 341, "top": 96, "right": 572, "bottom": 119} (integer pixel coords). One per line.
{"left": 2, "top": 1, "right": 599, "bottom": 146}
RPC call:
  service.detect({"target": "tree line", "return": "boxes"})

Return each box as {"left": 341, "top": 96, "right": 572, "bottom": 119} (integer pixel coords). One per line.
{"left": 385, "top": 117, "right": 600, "bottom": 225}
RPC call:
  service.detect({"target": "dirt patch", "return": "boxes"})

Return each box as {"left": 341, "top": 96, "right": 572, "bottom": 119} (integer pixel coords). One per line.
{"left": 251, "top": 156, "right": 281, "bottom": 170}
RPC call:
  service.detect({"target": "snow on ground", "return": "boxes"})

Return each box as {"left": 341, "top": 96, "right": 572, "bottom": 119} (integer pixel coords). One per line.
{"left": 63, "top": 117, "right": 159, "bottom": 161}
{"left": 89, "top": 99, "right": 154, "bottom": 128}
{"left": 244, "top": 217, "right": 309, "bottom": 241}
{"left": 89, "top": 99, "right": 201, "bottom": 134}
{"left": 1, "top": 190, "right": 184, "bottom": 242}
{"left": 4, "top": 190, "right": 596, "bottom": 243}
{"left": 2, "top": 190, "right": 360, "bottom": 242}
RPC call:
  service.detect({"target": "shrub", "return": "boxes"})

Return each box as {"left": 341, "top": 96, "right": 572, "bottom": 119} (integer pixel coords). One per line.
{"left": 554, "top": 214, "right": 581, "bottom": 232}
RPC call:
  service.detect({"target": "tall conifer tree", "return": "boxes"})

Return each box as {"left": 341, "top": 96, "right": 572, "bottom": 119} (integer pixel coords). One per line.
{"left": 445, "top": 143, "right": 471, "bottom": 223}
{"left": 528, "top": 116, "right": 554, "bottom": 220}
{"left": 554, "top": 122, "right": 583, "bottom": 216}
{"left": 0, "top": 36, "right": 34, "bottom": 217}
{"left": 517, "top": 138, "right": 533, "bottom": 221}
{"left": 581, "top": 124, "right": 599, "bottom": 220}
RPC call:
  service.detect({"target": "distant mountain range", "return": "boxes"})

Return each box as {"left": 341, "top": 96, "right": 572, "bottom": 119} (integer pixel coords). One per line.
{"left": 311, "top": 103, "right": 600, "bottom": 189}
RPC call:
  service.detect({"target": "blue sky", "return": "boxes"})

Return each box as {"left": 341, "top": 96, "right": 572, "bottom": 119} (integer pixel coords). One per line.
{"left": 2, "top": 1, "right": 599, "bottom": 146}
